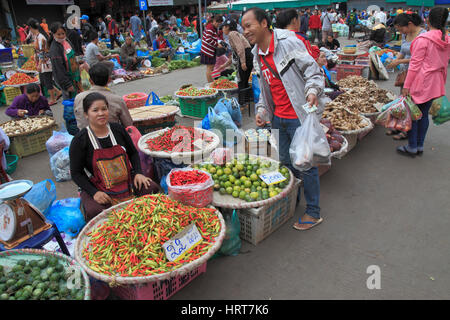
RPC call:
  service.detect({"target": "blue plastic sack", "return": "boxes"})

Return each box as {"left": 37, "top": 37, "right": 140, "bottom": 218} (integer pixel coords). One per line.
{"left": 208, "top": 107, "right": 242, "bottom": 148}
{"left": 145, "top": 91, "right": 164, "bottom": 106}
{"left": 46, "top": 198, "right": 85, "bottom": 237}
{"left": 160, "top": 175, "right": 168, "bottom": 194}
{"left": 23, "top": 179, "right": 56, "bottom": 216}
{"left": 186, "top": 39, "right": 201, "bottom": 55}
{"left": 137, "top": 50, "right": 149, "bottom": 57}
{"left": 110, "top": 58, "right": 122, "bottom": 70}
{"left": 200, "top": 113, "right": 211, "bottom": 130}
{"left": 62, "top": 99, "right": 79, "bottom": 136}
{"left": 214, "top": 98, "right": 242, "bottom": 127}
{"left": 252, "top": 74, "right": 260, "bottom": 103}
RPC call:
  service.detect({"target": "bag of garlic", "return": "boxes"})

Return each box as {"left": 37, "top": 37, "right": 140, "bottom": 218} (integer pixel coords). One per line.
{"left": 289, "top": 112, "right": 331, "bottom": 172}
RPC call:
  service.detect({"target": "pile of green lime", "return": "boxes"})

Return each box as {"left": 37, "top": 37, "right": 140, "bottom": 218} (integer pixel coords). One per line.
{"left": 0, "top": 256, "right": 86, "bottom": 300}
{"left": 193, "top": 154, "right": 290, "bottom": 202}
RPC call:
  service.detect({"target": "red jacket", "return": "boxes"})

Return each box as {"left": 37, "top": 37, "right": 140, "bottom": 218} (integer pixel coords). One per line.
{"left": 309, "top": 15, "right": 321, "bottom": 29}
{"left": 108, "top": 19, "right": 119, "bottom": 35}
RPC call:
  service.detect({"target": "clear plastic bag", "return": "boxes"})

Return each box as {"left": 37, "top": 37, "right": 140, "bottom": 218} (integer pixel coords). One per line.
{"left": 210, "top": 148, "right": 233, "bottom": 165}
{"left": 46, "top": 130, "right": 74, "bottom": 158}
{"left": 46, "top": 198, "right": 85, "bottom": 237}
{"left": 23, "top": 179, "right": 56, "bottom": 216}
{"left": 289, "top": 113, "right": 331, "bottom": 172}
{"left": 404, "top": 96, "right": 422, "bottom": 121}
{"left": 50, "top": 147, "right": 71, "bottom": 182}
{"left": 166, "top": 168, "right": 214, "bottom": 207}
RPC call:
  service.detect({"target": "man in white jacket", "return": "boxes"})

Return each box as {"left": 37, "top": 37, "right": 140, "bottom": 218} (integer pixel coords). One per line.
{"left": 375, "top": 7, "right": 387, "bottom": 25}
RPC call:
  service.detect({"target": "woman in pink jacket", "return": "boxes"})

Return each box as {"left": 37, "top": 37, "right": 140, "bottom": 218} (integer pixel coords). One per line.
{"left": 398, "top": 7, "right": 450, "bottom": 157}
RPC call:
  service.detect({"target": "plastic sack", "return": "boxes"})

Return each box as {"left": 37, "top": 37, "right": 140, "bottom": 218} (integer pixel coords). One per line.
{"left": 390, "top": 97, "right": 408, "bottom": 119}
{"left": 200, "top": 112, "right": 211, "bottom": 130}
{"left": 430, "top": 96, "right": 450, "bottom": 125}
{"left": 208, "top": 107, "right": 243, "bottom": 148}
{"left": 23, "top": 179, "right": 56, "bottom": 216}
{"left": 289, "top": 113, "right": 331, "bottom": 172}
{"left": 381, "top": 97, "right": 400, "bottom": 112}
{"left": 46, "top": 130, "right": 73, "bottom": 158}
{"left": 80, "top": 70, "right": 91, "bottom": 91}
{"left": 160, "top": 175, "right": 168, "bottom": 194}
{"left": 252, "top": 74, "right": 260, "bottom": 103}
{"left": 166, "top": 168, "right": 214, "bottom": 207}
{"left": 126, "top": 126, "right": 154, "bottom": 180}
{"left": 214, "top": 210, "right": 241, "bottom": 257}
{"left": 50, "top": 147, "right": 71, "bottom": 182}
{"left": 210, "top": 148, "right": 233, "bottom": 165}
{"left": 214, "top": 98, "right": 242, "bottom": 126}
{"left": 118, "top": 34, "right": 125, "bottom": 43}
{"left": 46, "top": 198, "right": 85, "bottom": 237}
{"left": 404, "top": 96, "right": 422, "bottom": 121}
{"left": 392, "top": 104, "right": 412, "bottom": 132}
{"left": 137, "top": 50, "right": 149, "bottom": 57}
{"left": 145, "top": 91, "right": 164, "bottom": 106}
{"left": 110, "top": 58, "right": 122, "bottom": 70}
{"left": 113, "top": 68, "right": 127, "bottom": 76}
{"left": 62, "top": 98, "right": 79, "bottom": 136}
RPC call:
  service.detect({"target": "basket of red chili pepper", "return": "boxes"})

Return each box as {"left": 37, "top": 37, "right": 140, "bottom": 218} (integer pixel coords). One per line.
{"left": 74, "top": 194, "right": 226, "bottom": 298}
{"left": 2, "top": 72, "right": 40, "bottom": 87}
{"left": 166, "top": 168, "right": 214, "bottom": 208}
{"left": 138, "top": 125, "right": 220, "bottom": 163}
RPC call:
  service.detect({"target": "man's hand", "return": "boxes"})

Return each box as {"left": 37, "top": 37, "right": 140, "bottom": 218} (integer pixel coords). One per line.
{"left": 93, "top": 191, "right": 112, "bottom": 205}
{"left": 307, "top": 93, "right": 318, "bottom": 106}
{"left": 17, "top": 109, "right": 28, "bottom": 117}
{"left": 255, "top": 114, "right": 266, "bottom": 127}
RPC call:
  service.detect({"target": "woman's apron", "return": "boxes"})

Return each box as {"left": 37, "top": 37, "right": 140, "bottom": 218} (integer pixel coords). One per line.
{"left": 86, "top": 125, "right": 133, "bottom": 205}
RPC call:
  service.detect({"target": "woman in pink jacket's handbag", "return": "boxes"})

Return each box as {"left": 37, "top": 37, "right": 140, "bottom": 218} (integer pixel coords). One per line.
{"left": 398, "top": 7, "right": 450, "bottom": 157}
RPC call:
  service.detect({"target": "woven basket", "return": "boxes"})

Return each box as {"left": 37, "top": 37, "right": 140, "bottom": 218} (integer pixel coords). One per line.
{"left": 337, "top": 116, "right": 373, "bottom": 152}
{"left": 74, "top": 200, "right": 226, "bottom": 286}
{"left": 0, "top": 248, "right": 91, "bottom": 300}
{"left": 330, "top": 135, "right": 348, "bottom": 159}
{"left": 123, "top": 93, "right": 148, "bottom": 109}
{"left": 196, "top": 154, "right": 297, "bottom": 210}
{"left": 137, "top": 127, "right": 221, "bottom": 163}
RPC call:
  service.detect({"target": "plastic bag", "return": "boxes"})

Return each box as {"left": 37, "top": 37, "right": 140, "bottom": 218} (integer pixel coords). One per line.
{"left": 80, "top": 70, "right": 91, "bottom": 91}
{"left": 166, "top": 168, "right": 214, "bottom": 207}
{"left": 110, "top": 58, "right": 122, "bottom": 70}
{"left": 137, "top": 50, "right": 149, "bottom": 57}
{"left": 210, "top": 148, "right": 233, "bottom": 165}
{"left": 200, "top": 112, "right": 211, "bottom": 130}
{"left": 62, "top": 98, "right": 79, "bottom": 136}
{"left": 126, "top": 126, "right": 154, "bottom": 180}
{"left": 160, "top": 175, "right": 168, "bottom": 194}
{"left": 215, "top": 210, "right": 241, "bottom": 257}
{"left": 23, "top": 179, "right": 56, "bottom": 216}
{"left": 145, "top": 91, "right": 164, "bottom": 106}
{"left": 118, "top": 34, "right": 125, "bottom": 43}
{"left": 208, "top": 107, "right": 243, "bottom": 148}
{"left": 252, "top": 74, "right": 260, "bottom": 103}
{"left": 430, "top": 96, "right": 450, "bottom": 125}
{"left": 404, "top": 96, "right": 422, "bottom": 121}
{"left": 46, "top": 198, "right": 85, "bottom": 237}
{"left": 289, "top": 112, "right": 331, "bottom": 172}
{"left": 381, "top": 97, "right": 400, "bottom": 112}
{"left": 50, "top": 147, "right": 71, "bottom": 182}
{"left": 213, "top": 98, "right": 242, "bottom": 127}
{"left": 46, "top": 130, "right": 73, "bottom": 158}
{"left": 390, "top": 98, "right": 408, "bottom": 119}
{"left": 113, "top": 68, "right": 127, "bottom": 76}
{"left": 393, "top": 104, "right": 412, "bottom": 132}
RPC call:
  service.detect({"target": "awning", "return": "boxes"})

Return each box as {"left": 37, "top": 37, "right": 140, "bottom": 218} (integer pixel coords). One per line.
{"left": 385, "top": 0, "right": 435, "bottom": 5}
{"left": 231, "top": 0, "right": 333, "bottom": 11}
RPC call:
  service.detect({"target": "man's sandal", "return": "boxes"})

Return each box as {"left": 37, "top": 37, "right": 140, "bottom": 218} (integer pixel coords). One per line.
{"left": 293, "top": 217, "right": 323, "bottom": 231}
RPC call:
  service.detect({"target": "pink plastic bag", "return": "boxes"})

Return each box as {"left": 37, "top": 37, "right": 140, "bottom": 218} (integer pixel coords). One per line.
{"left": 126, "top": 126, "right": 154, "bottom": 180}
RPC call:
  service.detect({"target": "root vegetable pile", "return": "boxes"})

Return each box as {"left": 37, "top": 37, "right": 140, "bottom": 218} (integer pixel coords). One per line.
{"left": 0, "top": 116, "right": 55, "bottom": 136}
{"left": 322, "top": 106, "right": 367, "bottom": 131}
{"left": 81, "top": 194, "right": 221, "bottom": 277}
{"left": 144, "top": 125, "right": 214, "bottom": 152}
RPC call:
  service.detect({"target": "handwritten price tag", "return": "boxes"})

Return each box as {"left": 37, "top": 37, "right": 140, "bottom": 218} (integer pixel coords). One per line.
{"left": 162, "top": 223, "right": 203, "bottom": 262}
{"left": 259, "top": 171, "right": 287, "bottom": 186}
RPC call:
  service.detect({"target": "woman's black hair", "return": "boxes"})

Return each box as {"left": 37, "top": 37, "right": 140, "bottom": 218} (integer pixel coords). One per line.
{"left": 25, "top": 83, "right": 41, "bottom": 94}
{"left": 223, "top": 19, "right": 237, "bottom": 32}
{"left": 429, "top": 7, "right": 448, "bottom": 41}
{"left": 82, "top": 92, "right": 109, "bottom": 113}
{"left": 275, "top": 9, "right": 298, "bottom": 29}
{"left": 393, "top": 13, "right": 422, "bottom": 27}
{"left": 27, "top": 18, "right": 49, "bottom": 42}
{"left": 243, "top": 7, "right": 271, "bottom": 29}
{"left": 48, "top": 22, "right": 65, "bottom": 47}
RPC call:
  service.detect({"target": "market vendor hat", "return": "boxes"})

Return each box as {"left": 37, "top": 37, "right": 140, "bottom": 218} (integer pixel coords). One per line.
{"left": 220, "top": 19, "right": 237, "bottom": 30}
{"left": 81, "top": 15, "right": 89, "bottom": 21}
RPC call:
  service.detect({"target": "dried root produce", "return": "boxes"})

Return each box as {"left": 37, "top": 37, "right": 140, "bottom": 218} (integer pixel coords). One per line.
{"left": 322, "top": 106, "right": 366, "bottom": 132}
{"left": 0, "top": 116, "right": 55, "bottom": 136}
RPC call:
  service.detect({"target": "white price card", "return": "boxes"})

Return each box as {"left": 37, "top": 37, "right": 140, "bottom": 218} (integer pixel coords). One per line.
{"left": 259, "top": 171, "right": 287, "bottom": 186}
{"left": 162, "top": 223, "right": 203, "bottom": 262}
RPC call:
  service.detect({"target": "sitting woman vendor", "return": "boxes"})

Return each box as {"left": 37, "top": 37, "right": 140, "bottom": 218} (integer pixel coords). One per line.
{"left": 69, "top": 92, "right": 161, "bottom": 221}
{"left": 312, "top": 46, "right": 343, "bottom": 100}
{"left": 5, "top": 83, "right": 53, "bottom": 118}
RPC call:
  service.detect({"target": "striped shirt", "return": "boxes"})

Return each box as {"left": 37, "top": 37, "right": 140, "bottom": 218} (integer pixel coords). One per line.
{"left": 201, "top": 23, "right": 218, "bottom": 58}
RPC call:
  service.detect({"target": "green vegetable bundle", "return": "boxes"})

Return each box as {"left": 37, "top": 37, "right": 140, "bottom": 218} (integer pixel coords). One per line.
{"left": 152, "top": 57, "right": 166, "bottom": 68}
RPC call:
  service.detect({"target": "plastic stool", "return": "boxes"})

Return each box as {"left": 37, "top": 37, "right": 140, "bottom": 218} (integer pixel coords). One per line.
{"left": 0, "top": 221, "right": 70, "bottom": 256}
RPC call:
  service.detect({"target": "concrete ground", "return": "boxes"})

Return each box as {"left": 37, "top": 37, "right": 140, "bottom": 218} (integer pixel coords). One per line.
{"left": 2, "top": 35, "right": 449, "bottom": 300}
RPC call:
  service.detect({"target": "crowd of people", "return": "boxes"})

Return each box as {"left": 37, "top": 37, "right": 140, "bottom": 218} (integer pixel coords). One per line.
{"left": 1, "top": 5, "right": 448, "bottom": 227}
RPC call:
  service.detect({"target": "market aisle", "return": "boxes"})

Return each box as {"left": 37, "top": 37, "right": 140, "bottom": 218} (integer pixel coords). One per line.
{"left": 3, "top": 57, "right": 450, "bottom": 299}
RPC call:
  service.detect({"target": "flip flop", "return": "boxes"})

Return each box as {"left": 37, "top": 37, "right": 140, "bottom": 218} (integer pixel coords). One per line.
{"left": 293, "top": 217, "right": 323, "bottom": 231}
{"left": 396, "top": 145, "right": 417, "bottom": 158}
{"left": 392, "top": 132, "right": 408, "bottom": 140}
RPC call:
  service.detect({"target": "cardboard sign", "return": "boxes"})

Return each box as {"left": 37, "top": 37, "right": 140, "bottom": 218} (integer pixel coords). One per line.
{"left": 259, "top": 171, "right": 287, "bottom": 186}
{"left": 162, "top": 223, "right": 202, "bottom": 262}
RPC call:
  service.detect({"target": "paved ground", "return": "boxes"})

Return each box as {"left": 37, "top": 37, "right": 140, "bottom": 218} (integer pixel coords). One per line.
{"left": 2, "top": 36, "right": 449, "bottom": 300}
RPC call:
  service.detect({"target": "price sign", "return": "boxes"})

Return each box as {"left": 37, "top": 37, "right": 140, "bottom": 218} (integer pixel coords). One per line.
{"left": 259, "top": 171, "right": 287, "bottom": 186}
{"left": 162, "top": 223, "right": 203, "bottom": 262}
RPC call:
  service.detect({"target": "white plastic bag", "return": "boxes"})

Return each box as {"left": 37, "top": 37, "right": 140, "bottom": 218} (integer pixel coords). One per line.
{"left": 46, "top": 130, "right": 73, "bottom": 158}
{"left": 289, "top": 113, "right": 331, "bottom": 172}
{"left": 50, "top": 147, "right": 71, "bottom": 182}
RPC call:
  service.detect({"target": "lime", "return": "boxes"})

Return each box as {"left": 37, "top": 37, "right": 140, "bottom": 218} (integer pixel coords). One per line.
{"left": 220, "top": 181, "right": 225, "bottom": 188}
{"left": 216, "top": 169, "right": 224, "bottom": 176}
{"left": 212, "top": 174, "right": 218, "bottom": 180}
{"left": 256, "top": 169, "right": 262, "bottom": 175}
{"left": 233, "top": 186, "right": 241, "bottom": 193}
{"left": 232, "top": 191, "right": 239, "bottom": 198}
{"left": 240, "top": 176, "right": 247, "bottom": 182}
{"left": 246, "top": 165, "right": 253, "bottom": 172}
{"left": 256, "top": 186, "right": 262, "bottom": 191}
{"left": 261, "top": 182, "right": 268, "bottom": 188}
{"left": 239, "top": 191, "right": 247, "bottom": 200}
{"left": 244, "top": 180, "right": 252, "bottom": 188}
{"left": 253, "top": 181, "right": 261, "bottom": 187}
{"left": 229, "top": 176, "right": 236, "bottom": 184}
{"left": 209, "top": 167, "right": 217, "bottom": 174}
{"left": 250, "top": 173, "right": 259, "bottom": 181}
{"left": 246, "top": 170, "right": 252, "bottom": 177}
{"left": 262, "top": 192, "right": 269, "bottom": 200}
{"left": 269, "top": 191, "right": 278, "bottom": 198}
{"left": 223, "top": 168, "right": 232, "bottom": 175}
{"left": 232, "top": 167, "right": 239, "bottom": 174}
{"left": 279, "top": 182, "right": 287, "bottom": 189}
{"left": 250, "top": 192, "right": 259, "bottom": 200}
{"left": 244, "top": 188, "right": 251, "bottom": 193}
{"left": 239, "top": 171, "right": 246, "bottom": 177}
{"left": 219, "top": 188, "right": 226, "bottom": 195}
{"left": 234, "top": 180, "right": 242, "bottom": 186}
{"left": 226, "top": 187, "right": 233, "bottom": 194}
{"left": 236, "top": 164, "right": 245, "bottom": 172}
{"left": 245, "top": 195, "right": 253, "bottom": 202}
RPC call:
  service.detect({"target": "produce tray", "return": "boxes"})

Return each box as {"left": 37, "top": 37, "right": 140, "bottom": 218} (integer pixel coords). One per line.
{"left": 74, "top": 199, "right": 226, "bottom": 286}
{"left": 197, "top": 154, "right": 297, "bottom": 210}
{"left": 0, "top": 248, "right": 91, "bottom": 300}
{"left": 17, "top": 68, "right": 38, "bottom": 75}
{"left": 3, "top": 80, "right": 40, "bottom": 88}
{"left": 205, "top": 82, "right": 239, "bottom": 93}
{"left": 174, "top": 88, "right": 218, "bottom": 100}
{"left": 237, "top": 178, "right": 300, "bottom": 245}
{"left": 138, "top": 127, "right": 220, "bottom": 161}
